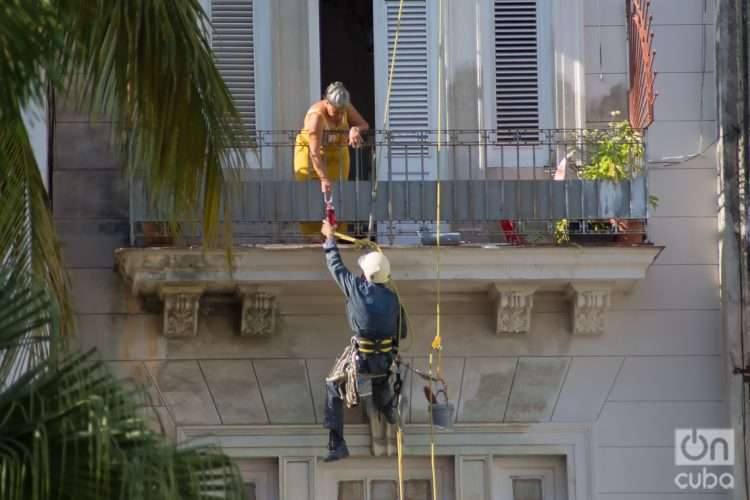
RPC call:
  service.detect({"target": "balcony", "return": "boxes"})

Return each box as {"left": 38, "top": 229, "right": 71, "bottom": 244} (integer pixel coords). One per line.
{"left": 128, "top": 129, "right": 652, "bottom": 246}
{"left": 118, "top": 129, "right": 661, "bottom": 339}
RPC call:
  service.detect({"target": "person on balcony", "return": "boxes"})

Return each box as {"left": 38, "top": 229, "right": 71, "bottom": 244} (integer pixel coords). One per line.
{"left": 294, "top": 82, "right": 369, "bottom": 241}
{"left": 320, "top": 219, "right": 406, "bottom": 462}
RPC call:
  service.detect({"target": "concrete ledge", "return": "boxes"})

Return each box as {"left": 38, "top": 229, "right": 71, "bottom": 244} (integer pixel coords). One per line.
{"left": 116, "top": 245, "right": 661, "bottom": 337}
{"left": 116, "top": 245, "right": 662, "bottom": 296}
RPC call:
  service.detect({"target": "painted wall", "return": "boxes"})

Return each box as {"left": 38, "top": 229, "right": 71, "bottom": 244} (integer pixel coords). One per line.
{"left": 52, "top": 0, "right": 726, "bottom": 498}
{"left": 582, "top": 0, "right": 725, "bottom": 498}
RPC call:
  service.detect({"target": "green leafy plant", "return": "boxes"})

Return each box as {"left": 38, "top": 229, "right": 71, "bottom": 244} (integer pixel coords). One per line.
{"left": 553, "top": 219, "right": 569, "bottom": 245}
{"left": 553, "top": 111, "right": 657, "bottom": 245}
{"left": 580, "top": 111, "right": 658, "bottom": 209}
{"left": 579, "top": 111, "right": 646, "bottom": 182}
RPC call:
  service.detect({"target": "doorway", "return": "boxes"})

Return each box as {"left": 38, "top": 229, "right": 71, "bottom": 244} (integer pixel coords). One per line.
{"left": 319, "top": 0, "right": 375, "bottom": 182}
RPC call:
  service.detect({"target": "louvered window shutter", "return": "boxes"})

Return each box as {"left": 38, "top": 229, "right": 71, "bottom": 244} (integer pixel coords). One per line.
{"left": 384, "top": 0, "right": 430, "bottom": 134}
{"left": 212, "top": 0, "right": 257, "bottom": 139}
{"left": 493, "top": 0, "right": 540, "bottom": 141}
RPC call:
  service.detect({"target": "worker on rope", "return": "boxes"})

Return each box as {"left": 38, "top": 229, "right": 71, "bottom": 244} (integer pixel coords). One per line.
{"left": 321, "top": 219, "right": 407, "bottom": 462}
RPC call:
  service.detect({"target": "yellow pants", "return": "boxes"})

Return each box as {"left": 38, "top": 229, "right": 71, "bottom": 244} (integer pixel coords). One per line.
{"left": 294, "top": 137, "right": 350, "bottom": 239}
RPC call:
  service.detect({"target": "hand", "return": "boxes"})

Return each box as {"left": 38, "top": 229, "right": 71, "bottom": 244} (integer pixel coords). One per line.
{"left": 349, "top": 126, "right": 363, "bottom": 148}
{"left": 320, "top": 177, "right": 332, "bottom": 193}
{"left": 321, "top": 219, "right": 337, "bottom": 239}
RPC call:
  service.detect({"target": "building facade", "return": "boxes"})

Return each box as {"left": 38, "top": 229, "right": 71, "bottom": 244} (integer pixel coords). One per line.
{"left": 50, "top": 0, "right": 724, "bottom": 499}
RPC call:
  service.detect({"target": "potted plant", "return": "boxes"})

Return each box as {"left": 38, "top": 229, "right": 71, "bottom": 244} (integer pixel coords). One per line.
{"left": 570, "top": 111, "right": 658, "bottom": 244}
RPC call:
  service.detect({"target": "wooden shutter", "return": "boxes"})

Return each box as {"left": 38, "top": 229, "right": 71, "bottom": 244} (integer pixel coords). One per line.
{"left": 493, "top": 0, "right": 540, "bottom": 140}
{"left": 385, "top": 0, "right": 430, "bottom": 133}
{"left": 212, "top": 0, "right": 257, "bottom": 135}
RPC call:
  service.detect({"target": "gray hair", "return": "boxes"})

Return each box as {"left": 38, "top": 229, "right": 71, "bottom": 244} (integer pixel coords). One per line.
{"left": 325, "top": 82, "right": 350, "bottom": 109}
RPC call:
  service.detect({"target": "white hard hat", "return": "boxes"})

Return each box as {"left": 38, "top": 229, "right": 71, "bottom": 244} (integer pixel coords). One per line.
{"left": 358, "top": 251, "right": 391, "bottom": 284}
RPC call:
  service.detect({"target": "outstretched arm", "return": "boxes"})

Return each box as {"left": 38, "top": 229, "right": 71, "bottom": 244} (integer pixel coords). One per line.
{"left": 322, "top": 220, "right": 355, "bottom": 297}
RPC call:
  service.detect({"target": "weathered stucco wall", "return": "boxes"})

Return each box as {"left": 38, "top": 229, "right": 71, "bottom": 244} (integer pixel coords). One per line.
{"left": 583, "top": 0, "right": 724, "bottom": 497}
{"left": 52, "top": 0, "right": 725, "bottom": 497}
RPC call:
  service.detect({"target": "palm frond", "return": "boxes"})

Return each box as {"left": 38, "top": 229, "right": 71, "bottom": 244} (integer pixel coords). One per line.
{"left": 0, "top": 111, "right": 72, "bottom": 337}
{"left": 0, "top": 268, "right": 246, "bottom": 500}
{"left": 62, "top": 0, "right": 248, "bottom": 246}
{"left": 0, "top": 350, "right": 246, "bottom": 500}
{"left": 0, "top": 1, "right": 69, "bottom": 121}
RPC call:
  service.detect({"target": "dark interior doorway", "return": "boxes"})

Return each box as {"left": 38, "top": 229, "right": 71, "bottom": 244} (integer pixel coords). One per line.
{"left": 319, "top": 0, "right": 374, "bottom": 181}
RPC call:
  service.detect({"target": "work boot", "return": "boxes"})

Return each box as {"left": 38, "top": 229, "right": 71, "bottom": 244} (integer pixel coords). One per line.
{"left": 323, "top": 440, "right": 350, "bottom": 462}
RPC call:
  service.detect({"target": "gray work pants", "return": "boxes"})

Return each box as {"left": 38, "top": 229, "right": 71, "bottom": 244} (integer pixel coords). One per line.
{"left": 324, "top": 351, "right": 393, "bottom": 442}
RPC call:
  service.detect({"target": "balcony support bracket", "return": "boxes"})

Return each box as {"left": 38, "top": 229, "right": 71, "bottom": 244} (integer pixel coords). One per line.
{"left": 158, "top": 284, "right": 205, "bottom": 338}
{"left": 236, "top": 286, "right": 280, "bottom": 337}
{"left": 489, "top": 283, "right": 538, "bottom": 334}
{"left": 568, "top": 283, "right": 613, "bottom": 336}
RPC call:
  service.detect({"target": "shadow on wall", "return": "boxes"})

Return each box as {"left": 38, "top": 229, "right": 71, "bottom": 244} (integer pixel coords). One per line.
{"left": 587, "top": 82, "right": 627, "bottom": 123}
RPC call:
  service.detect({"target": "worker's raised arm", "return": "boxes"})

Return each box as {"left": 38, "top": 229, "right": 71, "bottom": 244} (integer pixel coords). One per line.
{"left": 322, "top": 221, "right": 355, "bottom": 297}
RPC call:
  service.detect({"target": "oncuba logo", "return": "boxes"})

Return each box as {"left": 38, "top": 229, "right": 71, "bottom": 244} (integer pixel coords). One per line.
{"left": 674, "top": 429, "right": 734, "bottom": 490}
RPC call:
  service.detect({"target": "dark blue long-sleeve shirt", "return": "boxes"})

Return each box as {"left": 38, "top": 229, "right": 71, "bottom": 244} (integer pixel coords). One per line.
{"left": 324, "top": 239, "right": 407, "bottom": 343}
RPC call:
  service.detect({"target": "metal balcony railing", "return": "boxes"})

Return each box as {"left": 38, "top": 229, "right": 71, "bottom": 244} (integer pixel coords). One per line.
{"left": 129, "top": 129, "right": 650, "bottom": 246}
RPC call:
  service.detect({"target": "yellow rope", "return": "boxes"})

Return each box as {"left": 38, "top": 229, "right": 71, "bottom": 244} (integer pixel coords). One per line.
{"left": 427, "top": 2, "right": 446, "bottom": 499}
{"left": 369, "top": 0, "right": 408, "bottom": 237}
{"left": 383, "top": 0, "right": 406, "bottom": 129}
{"left": 396, "top": 427, "right": 405, "bottom": 498}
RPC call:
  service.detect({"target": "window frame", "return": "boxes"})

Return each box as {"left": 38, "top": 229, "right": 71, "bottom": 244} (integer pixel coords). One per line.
{"left": 479, "top": 0, "right": 555, "bottom": 139}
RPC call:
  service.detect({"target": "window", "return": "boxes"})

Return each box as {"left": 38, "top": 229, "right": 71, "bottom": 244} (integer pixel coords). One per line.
{"left": 512, "top": 477, "right": 544, "bottom": 500}
{"left": 381, "top": 0, "right": 431, "bottom": 132}
{"left": 335, "top": 478, "right": 432, "bottom": 500}
{"left": 212, "top": 0, "right": 258, "bottom": 135}
{"left": 482, "top": 0, "right": 554, "bottom": 168}
{"left": 491, "top": 0, "right": 550, "bottom": 140}
{"left": 494, "top": 457, "right": 566, "bottom": 500}
{"left": 209, "top": 0, "right": 273, "bottom": 166}
{"left": 374, "top": 0, "right": 438, "bottom": 178}
{"left": 319, "top": 457, "right": 453, "bottom": 500}
{"left": 236, "top": 459, "right": 278, "bottom": 500}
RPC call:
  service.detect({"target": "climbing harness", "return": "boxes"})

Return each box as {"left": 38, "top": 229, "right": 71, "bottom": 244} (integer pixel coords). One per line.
{"left": 326, "top": 337, "right": 393, "bottom": 409}
{"left": 355, "top": 337, "right": 394, "bottom": 354}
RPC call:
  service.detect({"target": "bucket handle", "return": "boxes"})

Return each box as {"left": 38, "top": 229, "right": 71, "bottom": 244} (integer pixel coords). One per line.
{"left": 432, "top": 388, "right": 449, "bottom": 405}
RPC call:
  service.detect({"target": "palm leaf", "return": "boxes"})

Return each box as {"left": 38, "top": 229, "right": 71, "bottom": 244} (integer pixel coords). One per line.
{"left": 0, "top": 1, "right": 68, "bottom": 121}
{"left": 61, "top": 0, "right": 247, "bottom": 246}
{"left": 0, "top": 111, "right": 72, "bottom": 336}
{"left": 0, "top": 268, "right": 246, "bottom": 500}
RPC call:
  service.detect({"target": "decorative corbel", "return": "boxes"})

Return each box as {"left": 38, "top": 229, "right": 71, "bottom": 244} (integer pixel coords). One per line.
{"left": 236, "top": 286, "right": 280, "bottom": 337}
{"left": 489, "top": 284, "right": 537, "bottom": 334}
{"left": 568, "top": 283, "right": 612, "bottom": 335}
{"left": 158, "top": 285, "right": 205, "bottom": 338}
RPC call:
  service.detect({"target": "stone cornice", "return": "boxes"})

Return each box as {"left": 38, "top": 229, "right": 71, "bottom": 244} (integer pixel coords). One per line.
{"left": 116, "top": 245, "right": 660, "bottom": 337}
{"left": 116, "top": 245, "right": 662, "bottom": 296}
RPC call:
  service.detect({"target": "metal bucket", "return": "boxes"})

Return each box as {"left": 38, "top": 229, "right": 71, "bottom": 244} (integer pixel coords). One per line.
{"left": 429, "top": 389, "right": 454, "bottom": 430}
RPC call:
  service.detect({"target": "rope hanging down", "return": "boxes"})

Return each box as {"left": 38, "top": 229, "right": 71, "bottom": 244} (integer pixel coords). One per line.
{"left": 368, "top": 0, "right": 407, "bottom": 239}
